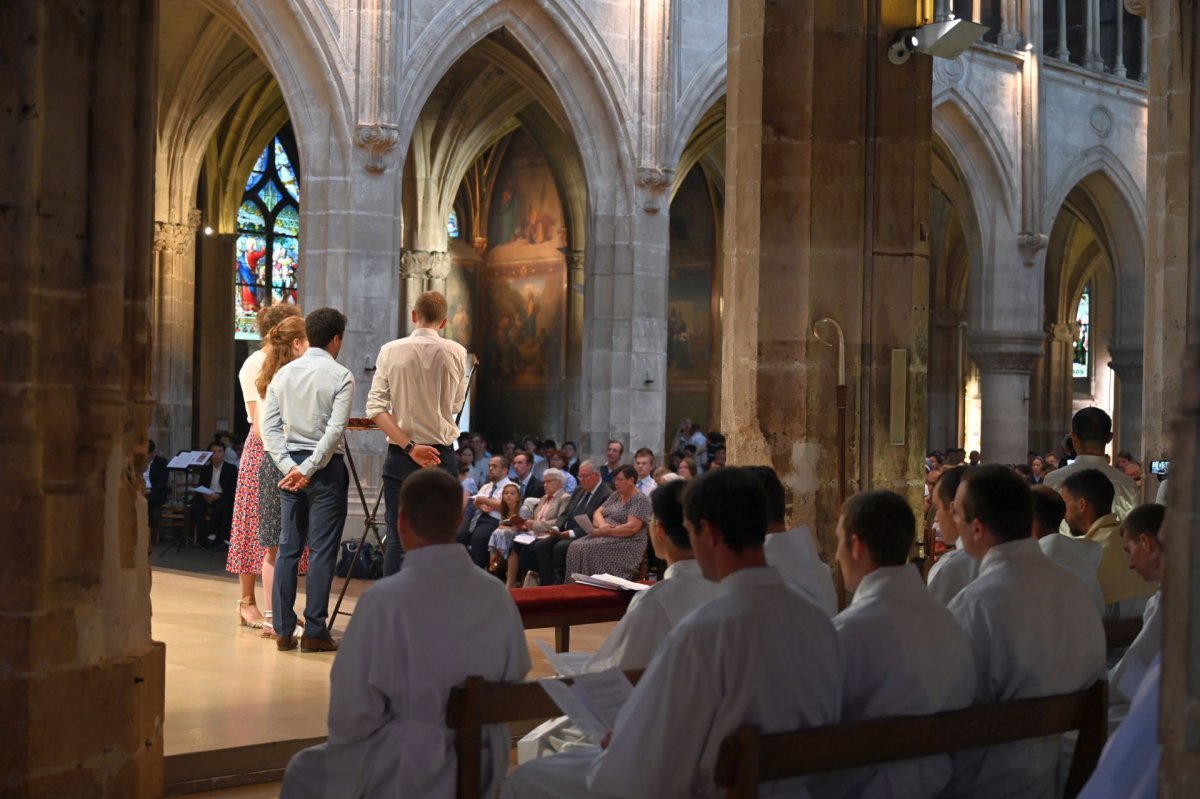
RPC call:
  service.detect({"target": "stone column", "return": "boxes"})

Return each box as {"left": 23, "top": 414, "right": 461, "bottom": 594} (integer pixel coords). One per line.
{"left": 1056, "top": 0, "right": 1070, "bottom": 61}
{"left": 968, "top": 333, "right": 1044, "bottom": 463}
{"left": 1107, "top": 347, "right": 1143, "bottom": 457}
{"left": 397, "top": 250, "right": 450, "bottom": 335}
{"left": 928, "top": 309, "right": 966, "bottom": 450}
{"left": 1152, "top": 3, "right": 1200, "bottom": 786}
{"left": 566, "top": 250, "right": 586, "bottom": 441}
{"left": 1085, "top": 0, "right": 1105, "bottom": 71}
{"left": 723, "top": 0, "right": 931, "bottom": 548}
{"left": 1031, "top": 320, "right": 1076, "bottom": 452}
{"left": 1114, "top": 3, "right": 1127, "bottom": 78}
{"left": 151, "top": 209, "right": 201, "bottom": 454}
{"left": 0, "top": 0, "right": 165, "bottom": 795}
{"left": 999, "top": 0, "right": 1022, "bottom": 49}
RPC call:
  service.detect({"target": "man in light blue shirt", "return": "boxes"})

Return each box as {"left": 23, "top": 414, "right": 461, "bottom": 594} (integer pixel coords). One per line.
{"left": 262, "top": 307, "right": 355, "bottom": 651}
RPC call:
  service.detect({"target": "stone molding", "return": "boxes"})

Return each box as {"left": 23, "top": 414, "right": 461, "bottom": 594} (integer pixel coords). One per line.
{"left": 153, "top": 209, "right": 202, "bottom": 254}
{"left": 1018, "top": 231, "right": 1049, "bottom": 267}
{"left": 355, "top": 123, "right": 401, "bottom": 173}
{"left": 1046, "top": 320, "right": 1078, "bottom": 343}
{"left": 968, "top": 332, "right": 1045, "bottom": 374}
{"left": 636, "top": 164, "right": 675, "bottom": 190}
{"left": 399, "top": 250, "right": 452, "bottom": 280}
{"left": 1107, "top": 346, "right": 1145, "bottom": 382}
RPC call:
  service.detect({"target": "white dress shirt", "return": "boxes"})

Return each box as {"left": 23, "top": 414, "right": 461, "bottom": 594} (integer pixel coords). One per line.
{"left": 365, "top": 327, "right": 467, "bottom": 446}
{"left": 238, "top": 348, "right": 266, "bottom": 424}
{"left": 945, "top": 538, "right": 1106, "bottom": 799}
{"left": 635, "top": 475, "right": 655, "bottom": 496}
{"left": 819, "top": 565, "right": 976, "bottom": 798}
{"left": 504, "top": 566, "right": 843, "bottom": 798}
{"left": 471, "top": 478, "right": 512, "bottom": 521}
{"left": 282, "top": 544, "right": 531, "bottom": 798}
{"left": 1042, "top": 454, "right": 1139, "bottom": 522}
{"left": 763, "top": 525, "right": 838, "bottom": 616}
{"left": 261, "top": 347, "right": 355, "bottom": 478}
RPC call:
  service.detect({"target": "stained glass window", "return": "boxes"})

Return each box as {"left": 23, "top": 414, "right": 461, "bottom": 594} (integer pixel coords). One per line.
{"left": 234, "top": 130, "right": 300, "bottom": 339}
{"left": 447, "top": 210, "right": 460, "bottom": 239}
{"left": 1073, "top": 285, "right": 1091, "bottom": 379}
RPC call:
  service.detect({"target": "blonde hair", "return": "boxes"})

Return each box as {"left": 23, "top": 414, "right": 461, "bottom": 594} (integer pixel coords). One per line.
{"left": 256, "top": 316, "right": 307, "bottom": 397}
{"left": 255, "top": 303, "right": 302, "bottom": 338}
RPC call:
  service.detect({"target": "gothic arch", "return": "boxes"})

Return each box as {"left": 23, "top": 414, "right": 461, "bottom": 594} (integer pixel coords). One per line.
{"left": 669, "top": 47, "right": 727, "bottom": 169}
{"left": 672, "top": 98, "right": 726, "bottom": 203}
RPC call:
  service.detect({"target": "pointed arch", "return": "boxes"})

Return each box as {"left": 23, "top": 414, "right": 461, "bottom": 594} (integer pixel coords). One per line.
{"left": 668, "top": 47, "right": 727, "bottom": 168}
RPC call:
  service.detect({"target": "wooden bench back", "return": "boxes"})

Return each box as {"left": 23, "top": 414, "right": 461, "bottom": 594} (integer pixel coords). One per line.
{"left": 445, "top": 670, "right": 645, "bottom": 799}
{"left": 714, "top": 680, "right": 1108, "bottom": 799}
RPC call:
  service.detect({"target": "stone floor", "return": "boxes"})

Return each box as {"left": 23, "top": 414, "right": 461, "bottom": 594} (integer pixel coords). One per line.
{"left": 153, "top": 565, "right": 617, "bottom": 793}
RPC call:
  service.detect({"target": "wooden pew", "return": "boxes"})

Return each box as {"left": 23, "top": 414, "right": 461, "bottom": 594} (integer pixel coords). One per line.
{"left": 1103, "top": 615, "right": 1144, "bottom": 650}
{"left": 510, "top": 583, "right": 639, "bottom": 652}
{"left": 714, "top": 680, "right": 1108, "bottom": 799}
{"left": 445, "top": 670, "right": 644, "bottom": 799}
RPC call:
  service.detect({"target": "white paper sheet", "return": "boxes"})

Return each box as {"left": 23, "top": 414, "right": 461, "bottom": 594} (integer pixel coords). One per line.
{"left": 573, "top": 514, "right": 595, "bottom": 535}
{"left": 536, "top": 640, "right": 594, "bottom": 677}
{"left": 539, "top": 679, "right": 608, "bottom": 742}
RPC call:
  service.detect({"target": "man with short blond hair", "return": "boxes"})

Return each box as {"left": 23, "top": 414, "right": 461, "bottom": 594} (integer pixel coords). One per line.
{"left": 367, "top": 289, "right": 469, "bottom": 576}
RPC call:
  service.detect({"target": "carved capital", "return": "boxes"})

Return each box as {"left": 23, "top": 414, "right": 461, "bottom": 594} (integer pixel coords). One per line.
{"left": 399, "top": 250, "right": 452, "bottom": 280}
{"left": 1018, "top": 231, "right": 1049, "bottom": 267}
{"left": 1107, "top": 347, "right": 1144, "bottom": 383}
{"left": 153, "top": 209, "right": 202, "bottom": 254}
{"left": 355, "top": 124, "right": 401, "bottom": 173}
{"left": 1046, "top": 320, "right": 1078, "bottom": 344}
{"left": 636, "top": 165, "right": 675, "bottom": 190}
{"left": 1124, "top": 0, "right": 1147, "bottom": 18}
{"left": 968, "top": 331, "right": 1045, "bottom": 374}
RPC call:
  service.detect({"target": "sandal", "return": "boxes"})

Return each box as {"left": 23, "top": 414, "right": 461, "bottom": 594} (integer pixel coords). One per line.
{"left": 260, "top": 610, "right": 276, "bottom": 638}
{"left": 237, "top": 599, "right": 266, "bottom": 629}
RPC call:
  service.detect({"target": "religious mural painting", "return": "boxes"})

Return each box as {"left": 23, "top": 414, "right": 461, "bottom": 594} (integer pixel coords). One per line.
{"left": 234, "top": 129, "right": 301, "bottom": 340}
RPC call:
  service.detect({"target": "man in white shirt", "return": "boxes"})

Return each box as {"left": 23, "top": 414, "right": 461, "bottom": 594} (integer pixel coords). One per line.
{"left": 945, "top": 465, "right": 1106, "bottom": 799}
{"left": 1060, "top": 469, "right": 1157, "bottom": 617}
{"left": 632, "top": 447, "right": 656, "bottom": 496}
{"left": 503, "top": 467, "right": 842, "bottom": 798}
{"left": 1109, "top": 504, "right": 1164, "bottom": 708}
{"left": 1030, "top": 485, "right": 1104, "bottom": 617}
{"left": 188, "top": 440, "right": 238, "bottom": 548}
{"left": 365, "top": 291, "right": 469, "bottom": 576}
{"left": 749, "top": 465, "right": 838, "bottom": 615}
{"left": 262, "top": 308, "right": 356, "bottom": 651}
{"left": 823, "top": 489, "right": 976, "bottom": 798}
{"left": 455, "top": 455, "right": 512, "bottom": 568}
{"left": 927, "top": 466, "right": 978, "bottom": 605}
{"left": 1042, "top": 407, "right": 1138, "bottom": 521}
{"left": 281, "top": 469, "right": 530, "bottom": 798}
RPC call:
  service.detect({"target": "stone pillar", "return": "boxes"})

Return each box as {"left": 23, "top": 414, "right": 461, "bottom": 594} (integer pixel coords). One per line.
{"left": 566, "top": 251, "right": 586, "bottom": 441}
{"left": 1085, "top": 0, "right": 1105, "bottom": 70}
{"left": 1031, "top": 320, "right": 1076, "bottom": 452}
{"left": 1056, "top": 0, "right": 1071, "bottom": 61}
{"left": 1115, "top": 3, "right": 1128, "bottom": 77}
{"left": 151, "top": 209, "right": 201, "bottom": 454}
{"left": 968, "top": 333, "right": 1044, "bottom": 463}
{"left": 1153, "top": 3, "right": 1200, "bottom": 787}
{"left": 723, "top": 0, "right": 931, "bottom": 547}
{"left": 397, "top": 250, "right": 450, "bottom": 335}
{"left": 928, "top": 309, "right": 966, "bottom": 450}
{"left": 1107, "top": 347, "right": 1143, "bottom": 457}
{"left": 0, "top": 0, "right": 164, "bottom": 795}
{"left": 999, "top": 0, "right": 1022, "bottom": 49}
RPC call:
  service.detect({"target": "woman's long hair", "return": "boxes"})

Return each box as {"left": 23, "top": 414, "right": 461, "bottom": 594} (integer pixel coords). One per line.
{"left": 256, "top": 316, "right": 307, "bottom": 398}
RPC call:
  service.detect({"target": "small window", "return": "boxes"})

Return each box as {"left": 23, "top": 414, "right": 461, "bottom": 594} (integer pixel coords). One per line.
{"left": 1073, "top": 284, "right": 1091, "bottom": 380}
{"left": 447, "top": 209, "right": 461, "bottom": 239}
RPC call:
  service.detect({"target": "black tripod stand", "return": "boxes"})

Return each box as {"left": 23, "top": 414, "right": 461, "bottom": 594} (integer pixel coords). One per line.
{"left": 329, "top": 430, "right": 385, "bottom": 629}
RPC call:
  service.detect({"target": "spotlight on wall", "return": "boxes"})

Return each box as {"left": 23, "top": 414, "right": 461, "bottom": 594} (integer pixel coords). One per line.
{"left": 888, "top": 19, "right": 990, "bottom": 65}
{"left": 203, "top": 226, "right": 214, "bottom": 236}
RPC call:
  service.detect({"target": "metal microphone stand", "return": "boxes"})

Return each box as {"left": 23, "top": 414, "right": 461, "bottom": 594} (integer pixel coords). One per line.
{"left": 329, "top": 422, "right": 386, "bottom": 629}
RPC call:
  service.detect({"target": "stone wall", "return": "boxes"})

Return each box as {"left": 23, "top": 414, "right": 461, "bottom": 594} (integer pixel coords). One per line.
{"left": 1, "top": 1, "right": 165, "bottom": 795}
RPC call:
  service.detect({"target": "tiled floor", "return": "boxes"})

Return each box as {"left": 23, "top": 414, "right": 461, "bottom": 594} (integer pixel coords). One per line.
{"left": 154, "top": 565, "right": 617, "bottom": 769}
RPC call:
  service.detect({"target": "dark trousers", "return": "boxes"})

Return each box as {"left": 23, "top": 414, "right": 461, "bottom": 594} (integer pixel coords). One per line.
{"left": 456, "top": 513, "right": 499, "bottom": 569}
{"left": 189, "top": 495, "right": 233, "bottom": 545}
{"left": 532, "top": 534, "right": 582, "bottom": 585}
{"left": 382, "top": 444, "right": 458, "bottom": 576}
{"left": 274, "top": 452, "right": 348, "bottom": 639}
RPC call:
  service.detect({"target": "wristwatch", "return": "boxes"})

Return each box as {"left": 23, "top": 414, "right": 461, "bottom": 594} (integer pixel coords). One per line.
{"left": 403, "top": 440, "right": 416, "bottom": 455}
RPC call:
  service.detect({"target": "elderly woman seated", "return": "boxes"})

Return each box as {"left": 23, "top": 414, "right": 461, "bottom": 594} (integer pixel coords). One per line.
{"left": 503, "top": 468, "right": 572, "bottom": 588}
{"left": 565, "top": 464, "right": 653, "bottom": 582}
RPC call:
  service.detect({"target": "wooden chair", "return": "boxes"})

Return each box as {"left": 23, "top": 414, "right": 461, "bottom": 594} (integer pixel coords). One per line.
{"left": 445, "top": 669, "right": 645, "bottom": 799}
{"left": 714, "top": 680, "right": 1108, "bottom": 799}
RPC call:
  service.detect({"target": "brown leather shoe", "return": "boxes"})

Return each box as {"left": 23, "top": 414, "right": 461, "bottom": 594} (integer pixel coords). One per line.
{"left": 275, "top": 635, "right": 297, "bottom": 651}
{"left": 300, "top": 635, "right": 338, "bottom": 653}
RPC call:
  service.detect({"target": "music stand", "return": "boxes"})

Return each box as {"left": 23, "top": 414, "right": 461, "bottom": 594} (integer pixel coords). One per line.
{"left": 329, "top": 418, "right": 386, "bottom": 629}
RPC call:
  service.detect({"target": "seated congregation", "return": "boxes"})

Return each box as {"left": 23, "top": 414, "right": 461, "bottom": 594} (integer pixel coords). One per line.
{"left": 280, "top": 437, "right": 1165, "bottom": 798}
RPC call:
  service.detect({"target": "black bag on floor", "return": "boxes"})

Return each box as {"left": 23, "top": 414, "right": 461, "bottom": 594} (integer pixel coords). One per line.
{"left": 335, "top": 540, "right": 382, "bottom": 579}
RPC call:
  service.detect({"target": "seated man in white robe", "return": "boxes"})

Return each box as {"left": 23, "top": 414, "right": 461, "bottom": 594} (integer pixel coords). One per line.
{"left": 1109, "top": 504, "right": 1164, "bottom": 715}
{"left": 503, "top": 467, "right": 843, "bottom": 798}
{"left": 752, "top": 465, "right": 838, "bottom": 615}
{"left": 817, "top": 489, "right": 975, "bottom": 798}
{"left": 927, "top": 466, "right": 978, "bottom": 605}
{"left": 282, "top": 469, "right": 531, "bottom": 799}
{"left": 518, "top": 479, "right": 721, "bottom": 761}
{"left": 1078, "top": 655, "right": 1161, "bottom": 799}
{"left": 945, "top": 465, "right": 1106, "bottom": 799}
{"left": 1030, "top": 485, "right": 1104, "bottom": 617}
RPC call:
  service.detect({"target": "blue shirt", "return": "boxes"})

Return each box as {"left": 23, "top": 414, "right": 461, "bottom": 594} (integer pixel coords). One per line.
{"left": 262, "top": 347, "right": 355, "bottom": 477}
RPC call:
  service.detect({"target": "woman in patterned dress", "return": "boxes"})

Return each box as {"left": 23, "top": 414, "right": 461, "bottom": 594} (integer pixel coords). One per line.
{"left": 254, "top": 316, "right": 309, "bottom": 636}
{"left": 226, "top": 304, "right": 302, "bottom": 628}
{"left": 566, "top": 464, "right": 653, "bottom": 581}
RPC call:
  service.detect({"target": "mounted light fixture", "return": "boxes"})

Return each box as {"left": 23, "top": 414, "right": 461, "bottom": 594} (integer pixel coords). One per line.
{"left": 888, "top": 18, "right": 990, "bottom": 65}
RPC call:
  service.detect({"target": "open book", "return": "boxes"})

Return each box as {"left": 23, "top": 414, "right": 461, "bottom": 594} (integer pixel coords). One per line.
{"left": 571, "top": 573, "right": 650, "bottom": 592}
{"left": 167, "top": 450, "right": 212, "bottom": 469}
{"left": 513, "top": 529, "right": 556, "bottom": 546}
{"left": 538, "top": 668, "right": 635, "bottom": 743}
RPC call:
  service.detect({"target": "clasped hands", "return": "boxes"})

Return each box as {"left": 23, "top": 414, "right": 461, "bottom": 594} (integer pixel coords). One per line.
{"left": 410, "top": 444, "right": 441, "bottom": 468}
{"left": 278, "top": 467, "right": 310, "bottom": 492}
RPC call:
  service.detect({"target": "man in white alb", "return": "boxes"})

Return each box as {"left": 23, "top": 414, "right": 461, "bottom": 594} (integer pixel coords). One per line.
{"left": 945, "top": 465, "right": 1105, "bottom": 799}
{"left": 503, "top": 467, "right": 842, "bottom": 798}
{"left": 1041, "top": 407, "right": 1138, "bottom": 521}
{"left": 818, "top": 489, "right": 975, "bottom": 798}
{"left": 927, "top": 466, "right": 978, "bottom": 605}
{"left": 261, "top": 308, "right": 355, "bottom": 651}
{"left": 366, "top": 291, "right": 469, "bottom": 576}
{"left": 1030, "top": 485, "right": 1104, "bottom": 617}
{"left": 1109, "top": 504, "right": 1164, "bottom": 716}
{"left": 750, "top": 466, "right": 838, "bottom": 616}
{"left": 281, "top": 469, "right": 530, "bottom": 798}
